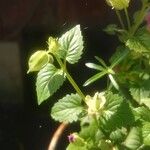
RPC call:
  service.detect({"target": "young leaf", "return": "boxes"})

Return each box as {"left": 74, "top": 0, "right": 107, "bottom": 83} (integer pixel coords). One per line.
{"left": 95, "top": 56, "right": 107, "bottom": 68}
{"left": 103, "top": 24, "right": 118, "bottom": 35}
{"left": 83, "top": 71, "right": 107, "bottom": 86}
{"left": 110, "top": 46, "right": 129, "bottom": 68}
{"left": 142, "top": 122, "right": 150, "bottom": 146}
{"left": 123, "top": 127, "right": 142, "bottom": 150}
{"left": 36, "top": 63, "right": 65, "bottom": 104}
{"left": 51, "top": 93, "right": 84, "bottom": 123}
{"left": 58, "top": 25, "right": 84, "bottom": 64}
{"left": 85, "top": 63, "right": 104, "bottom": 71}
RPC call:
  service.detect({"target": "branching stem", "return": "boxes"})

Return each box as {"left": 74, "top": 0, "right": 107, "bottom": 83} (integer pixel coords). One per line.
{"left": 115, "top": 10, "right": 125, "bottom": 29}
{"left": 124, "top": 8, "right": 131, "bottom": 30}
{"left": 55, "top": 56, "right": 85, "bottom": 101}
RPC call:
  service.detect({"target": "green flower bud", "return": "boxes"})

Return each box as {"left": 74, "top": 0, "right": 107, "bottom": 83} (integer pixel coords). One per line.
{"left": 106, "top": 0, "right": 130, "bottom": 10}
{"left": 48, "top": 37, "right": 60, "bottom": 54}
{"left": 27, "top": 50, "right": 53, "bottom": 73}
{"left": 85, "top": 92, "right": 106, "bottom": 115}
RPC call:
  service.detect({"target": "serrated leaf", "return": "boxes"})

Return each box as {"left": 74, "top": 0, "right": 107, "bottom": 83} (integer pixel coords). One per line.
{"left": 100, "top": 92, "right": 134, "bottom": 130}
{"left": 36, "top": 63, "right": 65, "bottom": 104}
{"left": 110, "top": 128, "right": 127, "bottom": 143}
{"left": 51, "top": 93, "right": 83, "bottom": 123}
{"left": 142, "top": 122, "right": 150, "bottom": 146}
{"left": 126, "top": 27, "right": 150, "bottom": 54}
{"left": 134, "top": 106, "right": 150, "bottom": 122}
{"left": 124, "top": 127, "right": 142, "bottom": 150}
{"left": 130, "top": 80, "right": 150, "bottom": 109}
{"left": 58, "top": 25, "right": 84, "bottom": 64}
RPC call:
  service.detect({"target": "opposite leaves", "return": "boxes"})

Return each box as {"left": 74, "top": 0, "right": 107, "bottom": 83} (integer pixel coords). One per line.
{"left": 36, "top": 63, "right": 65, "bottom": 105}
{"left": 59, "top": 25, "right": 84, "bottom": 64}
{"left": 51, "top": 93, "right": 83, "bottom": 123}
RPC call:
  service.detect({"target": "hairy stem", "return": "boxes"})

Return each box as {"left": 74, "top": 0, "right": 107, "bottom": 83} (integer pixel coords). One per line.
{"left": 115, "top": 10, "right": 125, "bottom": 29}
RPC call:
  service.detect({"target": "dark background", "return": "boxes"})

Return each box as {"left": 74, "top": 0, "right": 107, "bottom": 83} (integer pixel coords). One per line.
{"left": 0, "top": 0, "right": 139, "bottom": 150}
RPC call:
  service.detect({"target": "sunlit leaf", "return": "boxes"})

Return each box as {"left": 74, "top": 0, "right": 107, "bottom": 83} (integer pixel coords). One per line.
{"left": 51, "top": 93, "right": 84, "bottom": 123}
{"left": 36, "top": 64, "right": 65, "bottom": 104}
{"left": 59, "top": 25, "right": 84, "bottom": 64}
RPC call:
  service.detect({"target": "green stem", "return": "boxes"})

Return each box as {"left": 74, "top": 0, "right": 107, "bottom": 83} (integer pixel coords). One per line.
{"left": 124, "top": 8, "right": 131, "bottom": 30}
{"left": 55, "top": 56, "right": 85, "bottom": 101}
{"left": 130, "top": 3, "right": 147, "bottom": 35}
{"left": 115, "top": 10, "right": 125, "bottom": 29}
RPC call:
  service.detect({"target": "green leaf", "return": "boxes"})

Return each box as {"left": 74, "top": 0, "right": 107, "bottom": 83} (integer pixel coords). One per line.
{"left": 36, "top": 63, "right": 65, "bottom": 104}
{"left": 95, "top": 56, "right": 107, "bottom": 68}
{"left": 103, "top": 24, "right": 118, "bottom": 35}
{"left": 110, "top": 128, "right": 127, "bottom": 143}
{"left": 134, "top": 106, "right": 150, "bottom": 122}
{"left": 110, "top": 46, "right": 129, "bottom": 68}
{"left": 142, "top": 122, "right": 150, "bottom": 146}
{"left": 100, "top": 92, "right": 134, "bottom": 130}
{"left": 126, "top": 27, "right": 150, "bottom": 54}
{"left": 79, "top": 117, "right": 104, "bottom": 144}
{"left": 51, "top": 93, "right": 84, "bottom": 123}
{"left": 85, "top": 63, "right": 104, "bottom": 71}
{"left": 124, "top": 127, "right": 142, "bottom": 150}
{"left": 130, "top": 80, "right": 150, "bottom": 108}
{"left": 83, "top": 71, "right": 107, "bottom": 86}
{"left": 58, "top": 25, "right": 84, "bottom": 64}
{"left": 67, "top": 143, "right": 87, "bottom": 150}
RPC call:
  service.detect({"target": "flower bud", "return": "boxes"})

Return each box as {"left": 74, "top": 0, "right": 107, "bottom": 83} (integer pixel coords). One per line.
{"left": 68, "top": 133, "right": 86, "bottom": 146}
{"left": 27, "top": 50, "right": 53, "bottom": 73}
{"left": 106, "top": 0, "right": 130, "bottom": 10}
{"left": 48, "top": 37, "right": 60, "bottom": 54}
{"left": 85, "top": 92, "right": 106, "bottom": 115}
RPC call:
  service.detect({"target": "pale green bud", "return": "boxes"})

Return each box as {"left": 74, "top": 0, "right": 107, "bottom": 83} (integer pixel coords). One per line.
{"left": 85, "top": 92, "right": 106, "bottom": 115}
{"left": 106, "top": 0, "right": 130, "bottom": 10}
{"left": 48, "top": 37, "right": 60, "bottom": 54}
{"left": 27, "top": 50, "right": 53, "bottom": 73}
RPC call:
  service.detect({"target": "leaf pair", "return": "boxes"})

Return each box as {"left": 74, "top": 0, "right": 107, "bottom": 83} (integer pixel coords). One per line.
{"left": 34, "top": 25, "right": 84, "bottom": 104}
{"left": 84, "top": 47, "right": 129, "bottom": 87}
